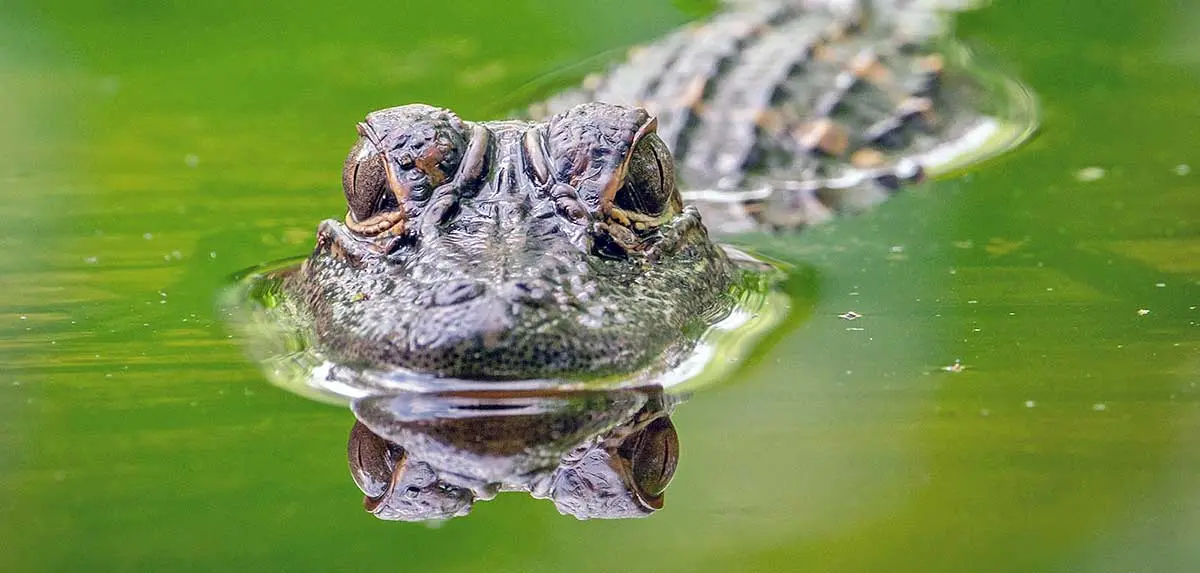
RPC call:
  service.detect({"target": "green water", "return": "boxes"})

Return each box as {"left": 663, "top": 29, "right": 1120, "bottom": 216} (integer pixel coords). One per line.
{"left": 2, "top": 0, "right": 1198, "bottom": 570}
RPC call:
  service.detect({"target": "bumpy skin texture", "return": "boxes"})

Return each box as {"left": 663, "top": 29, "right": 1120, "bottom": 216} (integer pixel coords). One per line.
{"left": 535, "top": 0, "right": 988, "bottom": 233}
{"left": 288, "top": 102, "right": 735, "bottom": 380}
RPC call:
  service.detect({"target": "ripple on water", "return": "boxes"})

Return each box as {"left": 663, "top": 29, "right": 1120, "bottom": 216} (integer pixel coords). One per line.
{"left": 221, "top": 247, "right": 797, "bottom": 406}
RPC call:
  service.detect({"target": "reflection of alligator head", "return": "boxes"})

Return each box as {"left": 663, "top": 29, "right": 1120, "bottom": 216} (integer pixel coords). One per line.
{"left": 347, "top": 387, "right": 680, "bottom": 520}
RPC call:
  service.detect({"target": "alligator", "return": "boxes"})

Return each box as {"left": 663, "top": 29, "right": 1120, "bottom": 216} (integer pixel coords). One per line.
{"left": 285, "top": 0, "right": 1017, "bottom": 385}
{"left": 252, "top": 0, "right": 1033, "bottom": 521}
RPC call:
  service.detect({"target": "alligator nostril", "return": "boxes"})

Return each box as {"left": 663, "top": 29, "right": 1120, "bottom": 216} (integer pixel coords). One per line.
{"left": 503, "top": 280, "right": 550, "bottom": 307}
{"left": 432, "top": 281, "right": 485, "bottom": 307}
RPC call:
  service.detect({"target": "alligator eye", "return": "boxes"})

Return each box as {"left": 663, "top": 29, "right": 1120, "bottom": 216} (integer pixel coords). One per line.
{"left": 342, "top": 137, "right": 398, "bottom": 222}
{"left": 620, "top": 416, "right": 678, "bottom": 501}
{"left": 612, "top": 134, "right": 678, "bottom": 218}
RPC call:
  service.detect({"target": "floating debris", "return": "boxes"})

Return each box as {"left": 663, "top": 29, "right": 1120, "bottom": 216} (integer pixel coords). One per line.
{"left": 1092, "top": 403, "right": 1108, "bottom": 412}
{"left": 1075, "top": 166, "right": 1106, "bottom": 182}
{"left": 941, "top": 360, "right": 966, "bottom": 373}
{"left": 985, "top": 237, "right": 1030, "bottom": 257}
{"left": 838, "top": 311, "right": 862, "bottom": 321}
{"left": 1137, "top": 309, "right": 1151, "bottom": 316}
{"left": 1174, "top": 164, "right": 1191, "bottom": 176}
{"left": 1024, "top": 400, "right": 1037, "bottom": 408}
{"left": 184, "top": 154, "right": 200, "bottom": 168}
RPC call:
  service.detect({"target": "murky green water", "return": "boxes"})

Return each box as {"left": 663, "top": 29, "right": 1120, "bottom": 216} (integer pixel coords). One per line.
{"left": 2, "top": 0, "right": 1198, "bottom": 571}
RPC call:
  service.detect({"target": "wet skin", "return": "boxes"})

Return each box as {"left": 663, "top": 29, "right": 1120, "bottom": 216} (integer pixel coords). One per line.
{"left": 288, "top": 102, "right": 736, "bottom": 381}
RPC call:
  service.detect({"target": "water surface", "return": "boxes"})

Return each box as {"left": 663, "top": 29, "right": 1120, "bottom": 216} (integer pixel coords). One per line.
{"left": 2, "top": 0, "right": 1198, "bottom": 571}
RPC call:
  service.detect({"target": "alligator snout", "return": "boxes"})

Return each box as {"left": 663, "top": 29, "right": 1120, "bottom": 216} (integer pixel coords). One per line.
{"left": 414, "top": 279, "right": 561, "bottom": 347}
{"left": 428, "top": 279, "right": 554, "bottom": 309}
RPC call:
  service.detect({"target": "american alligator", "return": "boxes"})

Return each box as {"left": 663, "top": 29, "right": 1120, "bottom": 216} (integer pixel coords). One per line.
{"left": 249, "top": 0, "right": 1033, "bottom": 522}
{"left": 286, "top": 0, "right": 1020, "bottom": 383}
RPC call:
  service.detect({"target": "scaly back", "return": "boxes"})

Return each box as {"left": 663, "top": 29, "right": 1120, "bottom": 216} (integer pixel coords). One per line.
{"left": 532, "top": 0, "right": 1034, "bottom": 232}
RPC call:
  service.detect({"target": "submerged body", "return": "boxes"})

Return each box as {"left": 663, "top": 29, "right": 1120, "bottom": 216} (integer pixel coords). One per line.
{"left": 287, "top": 0, "right": 1015, "bottom": 382}
{"left": 534, "top": 0, "right": 998, "bottom": 232}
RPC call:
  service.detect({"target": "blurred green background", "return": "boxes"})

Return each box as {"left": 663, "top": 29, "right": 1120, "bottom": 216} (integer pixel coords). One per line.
{"left": 1, "top": 0, "right": 1198, "bottom": 571}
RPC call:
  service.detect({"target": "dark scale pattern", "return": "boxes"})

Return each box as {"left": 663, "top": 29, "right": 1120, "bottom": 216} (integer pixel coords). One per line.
{"left": 676, "top": 15, "right": 830, "bottom": 190}
{"left": 542, "top": 0, "right": 995, "bottom": 231}
{"left": 636, "top": 2, "right": 791, "bottom": 154}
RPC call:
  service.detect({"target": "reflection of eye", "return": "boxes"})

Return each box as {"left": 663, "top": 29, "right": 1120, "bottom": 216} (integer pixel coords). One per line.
{"left": 621, "top": 416, "right": 678, "bottom": 499}
{"left": 611, "top": 134, "right": 676, "bottom": 218}
{"left": 342, "top": 137, "right": 396, "bottom": 223}
{"left": 347, "top": 421, "right": 398, "bottom": 500}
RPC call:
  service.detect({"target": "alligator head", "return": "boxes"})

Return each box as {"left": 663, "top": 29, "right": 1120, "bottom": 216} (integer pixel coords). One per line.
{"left": 291, "top": 102, "right": 735, "bottom": 381}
